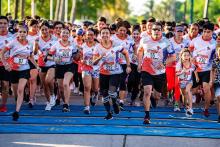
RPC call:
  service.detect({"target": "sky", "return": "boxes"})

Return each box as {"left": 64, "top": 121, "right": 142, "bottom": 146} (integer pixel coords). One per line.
{"left": 127, "top": 0, "right": 151, "bottom": 16}
{"left": 127, "top": 0, "right": 185, "bottom": 16}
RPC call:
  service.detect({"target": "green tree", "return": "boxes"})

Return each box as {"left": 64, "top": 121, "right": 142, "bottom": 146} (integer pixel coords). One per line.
{"left": 180, "top": 0, "right": 220, "bottom": 23}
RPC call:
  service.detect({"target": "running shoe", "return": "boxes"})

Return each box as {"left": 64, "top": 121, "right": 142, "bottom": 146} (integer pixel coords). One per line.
{"left": 104, "top": 112, "right": 113, "bottom": 120}
{"left": 174, "top": 102, "right": 180, "bottom": 112}
{"left": 186, "top": 108, "right": 193, "bottom": 117}
{"left": 50, "top": 95, "right": 56, "bottom": 107}
{"left": 83, "top": 106, "right": 90, "bottom": 114}
{"left": 12, "top": 111, "right": 19, "bottom": 121}
{"left": 45, "top": 102, "right": 52, "bottom": 111}
{"left": 0, "top": 105, "right": 7, "bottom": 112}
{"left": 203, "top": 109, "right": 210, "bottom": 117}
{"left": 79, "top": 91, "right": 83, "bottom": 96}
{"left": 62, "top": 104, "right": 70, "bottom": 112}
{"left": 143, "top": 116, "right": 151, "bottom": 124}
{"left": 73, "top": 87, "right": 79, "bottom": 94}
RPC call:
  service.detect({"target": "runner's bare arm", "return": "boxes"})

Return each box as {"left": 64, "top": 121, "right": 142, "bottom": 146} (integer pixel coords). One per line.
{"left": 122, "top": 49, "right": 131, "bottom": 74}
{"left": 33, "top": 40, "right": 39, "bottom": 55}
{"left": 93, "top": 54, "right": 104, "bottom": 65}
{"left": 0, "top": 47, "right": 11, "bottom": 71}
{"left": 194, "top": 70, "right": 199, "bottom": 83}
{"left": 137, "top": 47, "right": 144, "bottom": 72}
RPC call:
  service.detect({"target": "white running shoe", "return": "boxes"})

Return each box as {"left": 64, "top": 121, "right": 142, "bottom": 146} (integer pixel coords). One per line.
{"left": 83, "top": 106, "right": 90, "bottom": 114}
{"left": 73, "top": 87, "right": 79, "bottom": 94}
{"left": 174, "top": 103, "right": 181, "bottom": 112}
{"left": 49, "top": 95, "right": 56, "bottom": 107}
{"left": 186, "top": 108, "right": 193, "bottom": 117}
{"left": 79, "top": 91, "right": 83, "bottom": 96}
{"left": 45, "top": 102, "right": 52, "bottom": 111}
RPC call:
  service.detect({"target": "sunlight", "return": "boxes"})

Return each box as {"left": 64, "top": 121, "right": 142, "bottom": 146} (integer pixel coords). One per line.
{"left": 13, "top": 142, "right": 92, "bottom": 147}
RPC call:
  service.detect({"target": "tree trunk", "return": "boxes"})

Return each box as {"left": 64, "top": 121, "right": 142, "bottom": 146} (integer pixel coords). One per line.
{"left": 0, "top": 0, "right": 2, "bottom": 15}
{"left": 70, "top": 0, "right": 76, "bottom": 23}
{"left": 58, "top": 0, "right": 65, "bottom": 21}
{"left": 54, "top": 0, "right": 60, "bottom": 21}
{"left": 64, "top": 0, "right": 68, "bottom": 22}
{"left": 50, "top": 0, "right": 53, "bottom": 20}
{"left": 20, "top": 0, "right": 25, "bottom": 20}
{"left": 31, "top": 0, "right": 35, "bottom": 18}
{"left": 203, "top": 0, "right": 209, "bottom": 18}
{"left": 8, "top": 0, "right": 10, "bottom": 13}
{"left": 14, "top": 0, "right": 19, "bottom": 19}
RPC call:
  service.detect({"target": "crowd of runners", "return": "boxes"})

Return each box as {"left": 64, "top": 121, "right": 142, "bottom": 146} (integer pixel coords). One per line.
{"left": 0, "top": 13, "right": 220, "bottom": 124}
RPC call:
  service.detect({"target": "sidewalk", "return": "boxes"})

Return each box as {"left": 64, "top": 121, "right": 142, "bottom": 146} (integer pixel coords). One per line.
{"left": 0, "top": 134, "right": 219, "bottom": 147}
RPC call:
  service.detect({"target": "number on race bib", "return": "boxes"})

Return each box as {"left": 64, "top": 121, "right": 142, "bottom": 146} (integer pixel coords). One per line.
{"left": 85, "top": 60, "right": 93, "bottom": 66}
{"left": 14, "top": 57, "right": 27, "bottom": 65}
{"left": 62, "top": 51, "right": 71, "bottom": 57}
{"left": 150, "top": 52, "right": 159, "bottom": 59}
{"left": 198, "top": 57, "right": 207, "bottom": 64}
{"left": 104, "top": 64, "right": 114, "bottom": 71}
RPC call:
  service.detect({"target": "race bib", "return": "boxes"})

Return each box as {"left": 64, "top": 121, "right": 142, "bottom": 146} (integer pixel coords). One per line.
{"left": 85, "top": 59, "right": 93, "bottom": 66}
{"left": 147, "top": 50, "right": 159, "bottom": 59}
{"left": 14, "top": 57, "right": 28, "bottom": 65}
{"left": 104, "top": 64, "right": 114, "bottom": 71}
{"left": 61, "top": 51, "right": 71, "bottom": 57}
{"left": 197, "top": 56, "right": 208, "bottom": 64}
{"left": 61, "top": 57, "right": 71, "bottom": 62}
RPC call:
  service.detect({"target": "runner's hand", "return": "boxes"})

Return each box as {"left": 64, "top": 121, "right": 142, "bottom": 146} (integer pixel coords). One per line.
{"left": 4, "top": 63, "right": 11, "bottom": 72}
{"left": 126, "top": 66, "right": 131, "bottom": 74}
{"left": 137, "top": 64, "right": 141, "bottom": 73}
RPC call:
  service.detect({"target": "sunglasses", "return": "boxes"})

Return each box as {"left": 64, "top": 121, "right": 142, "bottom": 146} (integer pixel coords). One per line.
{"left": 18, "top": 31, "right": 27, "bottom": 33}
{"left": 152, "top": 28, "right": 161, "bottom": 31}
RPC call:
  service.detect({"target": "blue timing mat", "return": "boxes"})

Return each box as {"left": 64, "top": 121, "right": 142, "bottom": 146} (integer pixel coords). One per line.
{"left": 5, "top": 104, "right": 218, "bottom": 114}
{"left": 0, "top": 105, "right": 219, "bottom": 138}
{"left": 0, "top": 110, "right": 217, "bottom": 120}
{"left": 0, "top": 124, "right": 220, "bottom": 139}
{"left": 0, "top": 116, "right": 219, "bottom": 129}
